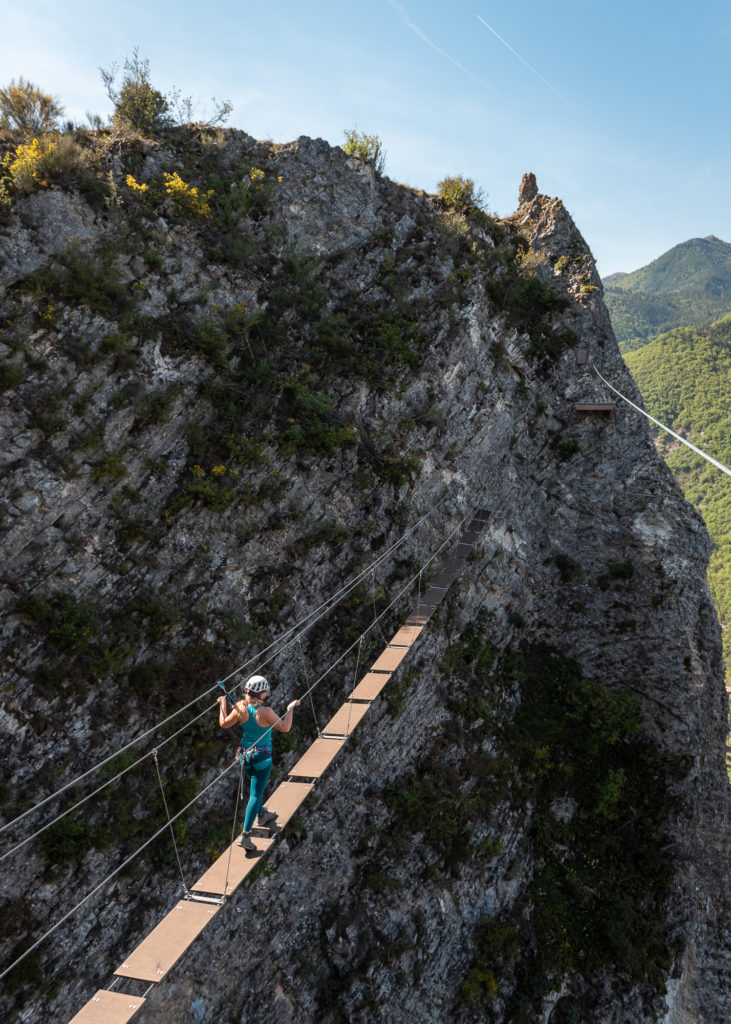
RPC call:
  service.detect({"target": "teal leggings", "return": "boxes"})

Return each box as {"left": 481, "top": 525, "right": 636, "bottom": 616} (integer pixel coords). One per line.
{"left": 242, "top": 756, "right": 272, "bottom": 831}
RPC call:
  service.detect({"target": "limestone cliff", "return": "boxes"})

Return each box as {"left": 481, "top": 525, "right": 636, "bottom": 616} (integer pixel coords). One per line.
{"left": 0, "top": 132, "right": 728, "bottom": 1024}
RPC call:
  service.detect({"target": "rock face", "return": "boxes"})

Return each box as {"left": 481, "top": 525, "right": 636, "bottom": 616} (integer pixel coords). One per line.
{"left": 0, "top": 135, "right": 728, "bottom": 1024}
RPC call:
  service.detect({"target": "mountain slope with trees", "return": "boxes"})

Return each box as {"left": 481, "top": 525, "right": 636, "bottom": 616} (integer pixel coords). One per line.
{"left": 604, "top": 236, "right": 731, "bottom": 352}
{"left": 624, "top": 317, "right": 731, "bottom": 683}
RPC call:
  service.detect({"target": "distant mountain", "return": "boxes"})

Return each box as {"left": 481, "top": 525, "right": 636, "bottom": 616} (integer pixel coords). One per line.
{"left": 607, "top": 235, "right": 731, "bottom": 294}
{"left": 603, "top": 236, "right": 731, "bottom": 352}
{"left": 624, "top": 314, "right": 731, "bottom": 682}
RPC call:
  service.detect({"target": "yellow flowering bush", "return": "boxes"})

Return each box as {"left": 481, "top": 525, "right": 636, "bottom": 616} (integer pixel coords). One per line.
{"left": 163, "top": 172, "right": 213, "bottom": 218}
{"left": 2, "top": 137, "right": 54, "bottom": 193}
{"left": 191, "top": 464, "right": 205, "bottom": 478}
{"left": 211, "top": 465, "right": 226, "bottom": 476}
{"left": 249, "top": 167, "right": 265, "bottom": 183}
{"left": 126, "top": 174, "right": 148, "bottom": 194}
{"left": 1, "top": 135, "right": 92, "bottom": 199}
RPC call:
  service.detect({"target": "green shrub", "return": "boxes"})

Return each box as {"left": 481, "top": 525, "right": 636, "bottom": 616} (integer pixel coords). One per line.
{"left": 437, "top": 175, "right": 485, "bottom": 214}
{"left": 556, "top": 437, "right": 579, "bottom": 460}
{"left": 45, "top": 817, "right": 106, "bottom": 867}
{"left": 462, "top": 918, "right": 520, "bottom": 1003}
{"left": 343, "top": 128, "right": 386, "bottom": 175}
{"left": 485, "top": 240, "right": 574, "bottom": 373}
{"left": 186, "top": 466, "right": 236, "bottom": 510}
{"left": 278, "top": 377, "right": 357, "bottom": 456}
{"left": 0, "top": 361, "right": 25, "bottom": 389}
{"left": 36, "top": 134, "right": 93, "bottom": 185}
{"left": 31, "top": 246, "right": 130, "bottom": 316}
{"left": 91, "top": 452, "right": 129, "bottom": 482}
{"left": 606, "top": 560, "right": 634, "bottom": 580}
{"left": 0, "top": 77, "right": 63, "bottom": 135}
{"left": 18, "top": 592, "right": 101, "bottom": 655}
{"left": 16, "top": 594, "right": 52, "bottom": 623}
{"left": 101, "top": 50, "right": 170, "bottom": 135}
{"left": 304, "top": 520, "right": 349, "bottom": 548}
{"left": 27, "top": 386, "right": 67, "bottom": 434}
{"left": 100, "top": 331, "right": 131, "bottom": 355}
{"left": 136, "top": 386, "right": 178, "bottom": 425}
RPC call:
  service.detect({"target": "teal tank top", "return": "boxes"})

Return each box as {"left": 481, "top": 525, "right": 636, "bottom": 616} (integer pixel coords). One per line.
{"left": 241, "top": 704, "right": 273, "bottom": 755}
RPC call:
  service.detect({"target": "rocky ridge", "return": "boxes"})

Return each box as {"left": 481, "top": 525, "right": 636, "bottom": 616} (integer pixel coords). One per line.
{"left": 0, "top": 134, "right": 728, "bottom": 1023}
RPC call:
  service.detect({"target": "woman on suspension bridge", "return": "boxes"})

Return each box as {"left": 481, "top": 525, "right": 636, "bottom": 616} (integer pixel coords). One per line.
{"left": 218, "top": 675, "right": 300, "bottom": 851}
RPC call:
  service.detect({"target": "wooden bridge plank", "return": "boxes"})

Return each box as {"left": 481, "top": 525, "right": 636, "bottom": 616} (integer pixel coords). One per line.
{"left": 415, "top": 587, "right": 445, "bottom": 609}
{"left": 431, "top": 557, "right": 466, "bottom": 588}
{"left": 263, "top": 780, "right": 314, "bottom": 827}
{"left": 69, "top": 990, "right": 146, "bottom": 1024}
{"left": 350, "top": 671, "right": 392, "bottom": 700}
{"left": 322, "top": 701, "right": 371, "bottom": 736}
{"left": 405, "top": 611, "right": 431, "bottom": 627}
{"left": 288, "top": 737, "right": 345, "bottom": 778}
{"left": 389, "top": 623, "right": 424, "bottom": 647}
{"left": 191, "top": 834, "right": 274, "bottom": 896}
{"left": 114, "top": 901, "right": 219, "bottom": 982}
{"left": 370, "top": 646, "right": 409, "bottom": 673}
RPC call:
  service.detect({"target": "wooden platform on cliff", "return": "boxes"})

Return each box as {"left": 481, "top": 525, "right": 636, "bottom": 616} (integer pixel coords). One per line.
{"left": 67, "top": 511, "right": 491, "bottom": 1022}
{"left": 575, "top": 402, "right": 616, "bottom": 418}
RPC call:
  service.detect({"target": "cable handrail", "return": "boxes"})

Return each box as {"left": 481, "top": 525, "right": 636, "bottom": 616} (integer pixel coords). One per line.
{"left": 592, "top": 362, "right": 731, "bottom": 477}
{"left": 205, "top": 514, "right": 469, "bottom": 775}
{"left": 0, "top": 484, "right": 456, "bottom": 847}
{"left": 0, "top": 760, "right": 238, "bottom": 983}
{"left": 0, "top": 512, "right": 470, "bottom": 984}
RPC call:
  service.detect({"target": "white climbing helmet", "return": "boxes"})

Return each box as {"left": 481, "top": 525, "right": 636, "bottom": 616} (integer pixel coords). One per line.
{"left": 245, "top": 675, "right": 269, "bottom": 694}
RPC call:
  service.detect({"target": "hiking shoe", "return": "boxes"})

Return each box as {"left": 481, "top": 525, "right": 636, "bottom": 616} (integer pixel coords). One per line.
{"left": 256, "top": 808, "right": 277, "bottom": 827}
{"left": 237, "top": 832, "right": 256, "bottom": 852}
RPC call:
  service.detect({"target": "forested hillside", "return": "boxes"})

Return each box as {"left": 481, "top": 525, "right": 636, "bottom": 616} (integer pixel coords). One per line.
{"left": 624, "top": 316, "right": 731, "bottom": 683}
{"left": 605, "top": 236, "right": 731, "bottom": 352}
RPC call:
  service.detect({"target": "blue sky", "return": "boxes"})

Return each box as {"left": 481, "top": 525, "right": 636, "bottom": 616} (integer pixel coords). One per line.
{"left": 2, "top": 0, "right": 729, "bottom": 275}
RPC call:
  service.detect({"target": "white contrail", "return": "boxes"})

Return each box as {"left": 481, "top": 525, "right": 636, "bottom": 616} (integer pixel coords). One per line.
{"left": 476, "top": 13, "right": 568, "bottom": 103}
{"left": 389, "top": 0, "right": 488, "bottom": 88}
